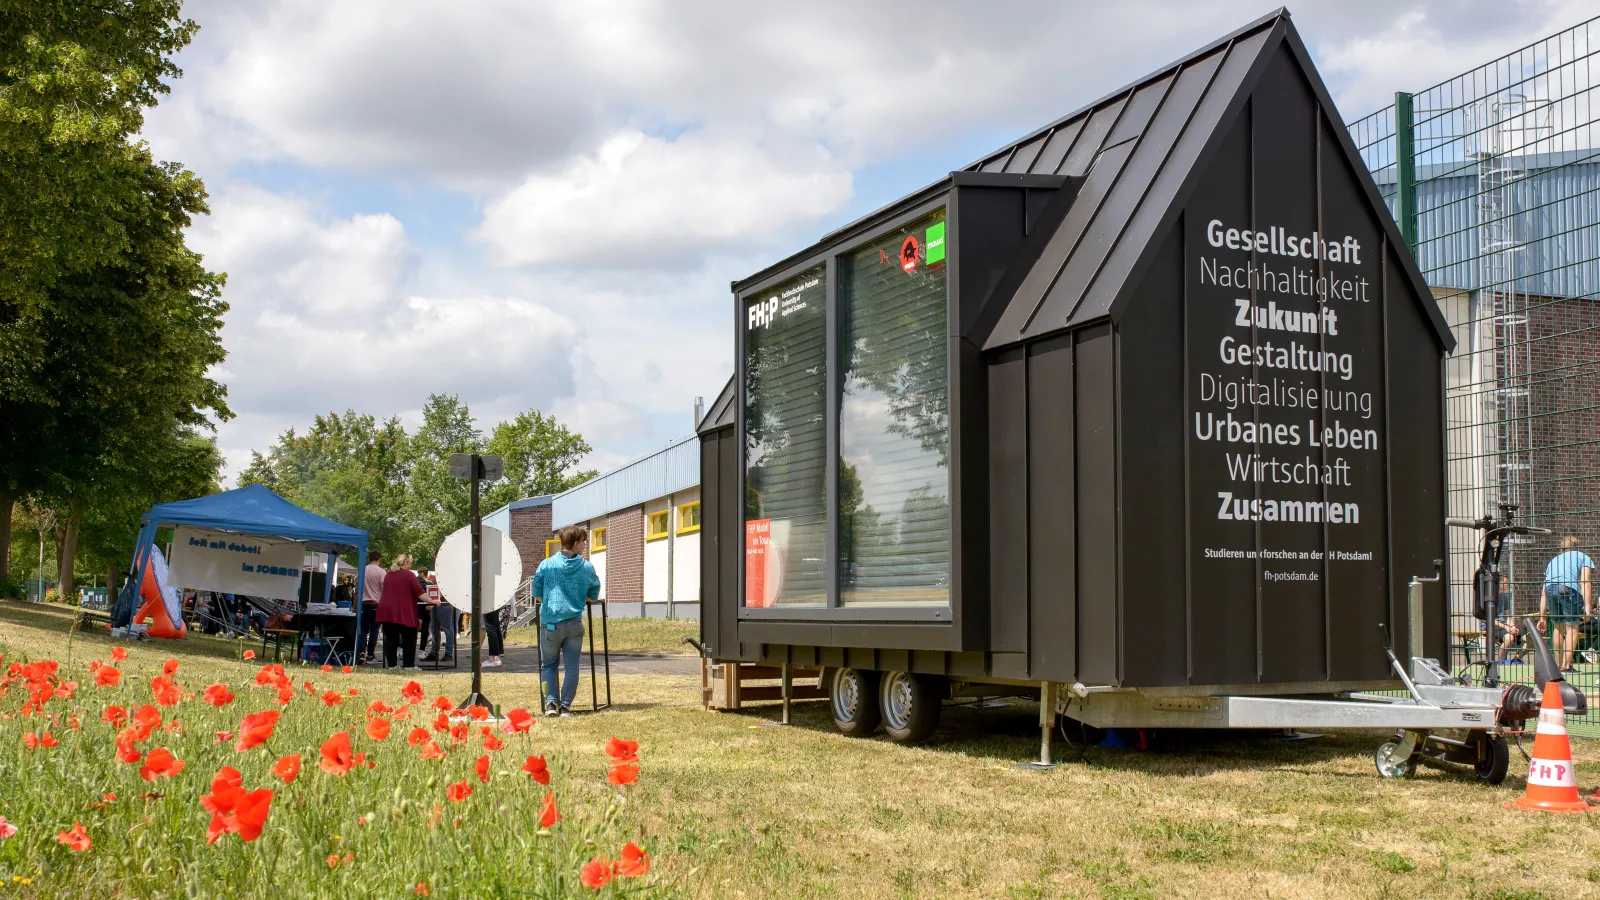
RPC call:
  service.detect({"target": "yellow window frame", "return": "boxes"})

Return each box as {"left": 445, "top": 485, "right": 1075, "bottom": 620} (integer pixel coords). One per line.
{"left": 591, "top": 527, "right": 606, "bottom": 552}
{"left": 544, "top": 538, "right": 560, "bottom": 558}
{"left": 676, "top": 501, "right": 701, "bottom": 535}
{"left": 646, "top": 510, "right": 670, "bottom": 541}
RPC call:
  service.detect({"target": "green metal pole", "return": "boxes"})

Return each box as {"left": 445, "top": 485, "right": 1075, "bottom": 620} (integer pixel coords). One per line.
{"left": 1394, "top": 91, "right": 1417, "bottom": 249}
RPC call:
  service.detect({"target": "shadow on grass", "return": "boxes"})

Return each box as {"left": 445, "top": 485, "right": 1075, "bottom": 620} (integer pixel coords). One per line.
{"left": 0, "top": 598, "right": 257, "bottom": 663}
{"left": 719, "top": 693, "right": 1382, "bottom": 776}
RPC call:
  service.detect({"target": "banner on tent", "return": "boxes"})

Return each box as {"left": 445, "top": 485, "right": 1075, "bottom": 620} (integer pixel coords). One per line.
{"left": 168, "top": 526, "right": 306, "bottom": 601}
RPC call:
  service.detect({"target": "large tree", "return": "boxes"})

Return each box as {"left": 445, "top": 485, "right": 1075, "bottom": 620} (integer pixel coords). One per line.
{"left": 0, "top": 1, "right": 209, "bottom": 580}
{"left": 239, "top": 411, "right": 412, "bottom": 560}
{"left": 484, "top": 410, "right": 596, "bottom": 511}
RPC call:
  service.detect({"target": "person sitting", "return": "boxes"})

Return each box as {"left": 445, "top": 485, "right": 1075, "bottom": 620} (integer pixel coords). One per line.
{"left": 1491, "top": 591, "right": 1524, "bottom": 663}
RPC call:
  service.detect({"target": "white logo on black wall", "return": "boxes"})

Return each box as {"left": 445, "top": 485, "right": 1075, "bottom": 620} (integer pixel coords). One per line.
{"left": 748, "top": 298, "right": 779, "bottom": 330}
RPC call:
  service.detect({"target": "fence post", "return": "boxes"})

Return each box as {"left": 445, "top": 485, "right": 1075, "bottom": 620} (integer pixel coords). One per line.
{"left": 1394, "top": 91, "right": 1417, "bottom": 248}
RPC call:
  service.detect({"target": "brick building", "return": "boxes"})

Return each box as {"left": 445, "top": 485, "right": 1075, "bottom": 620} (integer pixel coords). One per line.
{"left": 551, "top": 434, "right": 702, "bottom": 620}
{"left": 483, "top": 495, "right": 553, "bottom": 592}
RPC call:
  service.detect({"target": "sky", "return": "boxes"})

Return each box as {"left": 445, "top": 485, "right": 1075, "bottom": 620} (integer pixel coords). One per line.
{"left": 138, "top": 0, "right": 1595, "bottom": 483}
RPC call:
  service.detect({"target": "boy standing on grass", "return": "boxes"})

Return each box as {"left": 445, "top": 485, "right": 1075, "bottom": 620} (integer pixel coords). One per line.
{"left": 533, "top": 526, "right": 600, "bottom": 717}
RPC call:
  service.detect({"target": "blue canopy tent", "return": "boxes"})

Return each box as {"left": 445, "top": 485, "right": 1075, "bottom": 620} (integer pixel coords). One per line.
{"left": 116, "top": 485, "right": 369, "bottom": 657}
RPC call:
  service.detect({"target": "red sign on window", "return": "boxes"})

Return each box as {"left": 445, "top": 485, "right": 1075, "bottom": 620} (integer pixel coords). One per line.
{"left": 745, "top": 519, "right": 772, "bottom": 608}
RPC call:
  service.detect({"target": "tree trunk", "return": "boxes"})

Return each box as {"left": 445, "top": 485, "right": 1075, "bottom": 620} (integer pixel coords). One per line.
{"left": 0, "top": 491, "right": 12, "bottom": 589}
{"left": 55, "top": 507, "right": 79, "bottom": 601}
{"left": 107, "top": 565, "right": 120, "bottom": 598}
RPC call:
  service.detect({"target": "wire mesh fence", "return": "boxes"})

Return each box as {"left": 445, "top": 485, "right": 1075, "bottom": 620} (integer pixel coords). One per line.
{"left": 1350, "top": 16, "right": 1600, "bottom": 734}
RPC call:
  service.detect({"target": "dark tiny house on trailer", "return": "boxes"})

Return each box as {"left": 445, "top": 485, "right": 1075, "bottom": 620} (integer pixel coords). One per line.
{"left": 697, "top": 10, "right": 1456, "bottom": 744}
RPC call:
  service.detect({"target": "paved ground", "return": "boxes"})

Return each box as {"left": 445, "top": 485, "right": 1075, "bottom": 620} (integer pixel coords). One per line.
{"left": 374, "top": 644, "right": 701, "bottom": 677}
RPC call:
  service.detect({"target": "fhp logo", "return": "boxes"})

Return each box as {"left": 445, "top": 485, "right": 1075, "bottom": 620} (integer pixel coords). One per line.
{"left": 748, "top": 297, "right": 780, "bottom": 330}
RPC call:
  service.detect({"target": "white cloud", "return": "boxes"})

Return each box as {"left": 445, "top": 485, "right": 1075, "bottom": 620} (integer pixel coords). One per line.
{"left": 144, "top": 0, "right": 1600, "bottom": 485}
{"left": 476, "top": 129, "right": 852, "bottom": 268}
{"left": 190, "top": 186, "right": 584, "bottom": 480}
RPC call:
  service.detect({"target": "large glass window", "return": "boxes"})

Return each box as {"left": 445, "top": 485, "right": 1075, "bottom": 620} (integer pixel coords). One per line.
{"left": 743, "top": 267, "right": 827, "bottom": 607}
{"left": 837, "top": 211, "right": 951, "bottom": 605}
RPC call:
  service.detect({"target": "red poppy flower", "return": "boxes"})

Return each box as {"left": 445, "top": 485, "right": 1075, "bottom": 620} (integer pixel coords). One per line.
{"left": 234, "top": 710, "right": 280, "bottom": 751}
{"left": 201, "top": 766, "right": 245, "bottom": 816}
{"left": 271, "top": 753, "right": 301, "bottom": 784}
{"left": 56, "top": 821, "right": 91, "bottom": 852}
{"left": 446, "top": 780, "right": 472, "bottom": 803}
{"left": 407, "top": 727, "right": 430, "bottom": 747}
{"left": 346, "top": 687, "right": 358, "bottom": 697}
{"left": 503, "top": 708, "right": 535, "bottom": 733}
{"left": 419, "top": 740, "right": 446, "bottom": 761}
{"left": 579, "top": 857, "right": 613, "bottom": 889}
{"left": 94, "top": 666, "right": 121, "bottom": 688}
{"left": 468, "top": 705, "right": 489, "bottom": 721}
{"left": 607, "top": 764, "right": 639, "bottom": 786}
{"left": 202, "top": 684, "right": 235, "bottom": 707}
{"left": 393, "top": 706, "right": 413, "bottom": 721}
{"left": 276, "top": 686, "right": 294, "bottom": 706}
{"left": 474, "top": 755, "right": 490, "bottom": 783}
{"left": 365, "top": 718, "right": 392, "bottom": 742}
{"left": 367, "top": 700, "right": 393, "bottom": 717}
{"left": 242, "top": 649, "right": 256, "bottom": 660}
{"left": 432, "top": 712, "right": 449, "bottom": 733}
{"left": 539, "top": 791, "right": 560, "bottom": 828}
{"left": 482, "top": 733, "right": 504, "bottom": 752}
{"left": 604, "top": 737, "right": 640, "bottom": 764}
{"left": 432, "top": 696, "right": 453, "bottom": 711}
{"left": 522, "top": 755, "right": 550, "bottom": 785}
{"left": 139, "top": 747, "right": 184, "bottom": 781}
{"left": 302, "top": 681, "right": 316, "bottom": 695}
{"left": 101, "top": 705, "right": 127, "bottom": 727}
{"left": 22, "top": 731, "right": 56, "bottom": 749}
{"left": 214, "top": 731, "right": 234, "bottom": 744}
{"left": 232, "top": 788, "right": 274, "bottom": 842}
{"left": 319, "top": 731, "right": 356, "bottom": 776}
{"left": 401, "top": 680, "right": 424, "bottom": 704}
{"left": 150, "top": 676, "right": 181, "bottom": 707}
{"left": 414, "top": 884, "right": 430, "bottom": 897}
{"left": 162, "top": 659, "right": 179, "bottom": 676}
{"left": 132, "top": 704, "right": 161, "bottom": 737}
{"left": 341, "top": 665, "right": 353, "bottom": 674}
{"left": 115, "top": 730, "right": 142, "bottom": 764}
{"left": 111, "top": 646, "right": 128, "bottom": 662}
{"left": 321, "top": 690, "right": 343, "bottom": 707}
{"left": 617, "top": 842, "right": 650, "bottom": 878}
{"left": 320, "top": 664, "right": 332, "bottom": 673}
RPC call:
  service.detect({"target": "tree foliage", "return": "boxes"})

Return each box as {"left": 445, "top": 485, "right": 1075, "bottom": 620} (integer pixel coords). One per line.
{"left": 0, "top": 2, "right": 226, "bottom": 595}
{"left": 241, "top": 398, "right": 594, "bottom": 568}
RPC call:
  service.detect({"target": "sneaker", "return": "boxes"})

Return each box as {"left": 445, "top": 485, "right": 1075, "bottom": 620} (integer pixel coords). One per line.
{"left": 1585, "top": 650, "right": 1598, "bottom": 665}
{"left": 419, "top": 654, "right": 439, "bottom": 663}
{"left": 440, "top": 655, "right": 454, "bottom": 663}
{"left": 483, "top": 659, "right": 503, "bottom": 668}
{"left": 544, "top": 702, "right": 560, "bottom": 716}
{"left": 559, "top": 706, "right": 574, "bottom": 718}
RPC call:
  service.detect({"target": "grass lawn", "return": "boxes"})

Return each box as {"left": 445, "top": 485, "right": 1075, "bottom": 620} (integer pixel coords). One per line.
{"left": 4, "top": 599, "right": 1600, "bottom": 898}
{"left": 505, "top": 615, "right": 700, "bottom": 656}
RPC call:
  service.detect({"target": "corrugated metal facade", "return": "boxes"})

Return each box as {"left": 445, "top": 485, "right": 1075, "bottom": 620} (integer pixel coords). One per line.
{"left": 551, "top": 435, "right": 700, "bottom": 528}
{"left": 1368, "top": 151, "right": 1600, "bottom": 298}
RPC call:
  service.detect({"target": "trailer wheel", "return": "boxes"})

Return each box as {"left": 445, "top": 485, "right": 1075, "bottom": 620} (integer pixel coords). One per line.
{"left": 829, "top": 667, "right": 882, "bottom": 737}
{"left": 1374, "top": 740, "right": 1418, "bottom": 779}
{"left": 1470, "top": 731, "right": 1510, "bottom": 785}
{"left": 879, "top": 672, "right": 941, "bottom": 744}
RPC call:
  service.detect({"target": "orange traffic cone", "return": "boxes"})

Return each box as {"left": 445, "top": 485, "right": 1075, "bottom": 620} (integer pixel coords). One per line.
{"left": 1510, "top": 680, "right": 1591, "bottom": 813}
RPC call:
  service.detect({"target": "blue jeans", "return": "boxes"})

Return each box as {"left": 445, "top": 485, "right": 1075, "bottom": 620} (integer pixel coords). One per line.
{"left": 428, "top": 607, "right": 457, "bottom": 657}
{"left": 539, "top": 617, "right": 584, "bottom": 709}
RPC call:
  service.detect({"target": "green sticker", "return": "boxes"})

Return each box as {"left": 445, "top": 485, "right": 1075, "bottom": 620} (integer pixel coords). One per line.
{"left": 925, "top": 222, "right": 946, "bottom": 264}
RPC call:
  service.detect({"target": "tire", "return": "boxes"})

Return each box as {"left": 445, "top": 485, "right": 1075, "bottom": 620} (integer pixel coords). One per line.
{"left": 829, "top": 667, "right": 882, "bottom": 737}
{"left": 1374, "top": 740, "right": 1418, "bottom": 779}
{"left": 1471, "top": 731, "right": 1510, "bottom": 785}
{"left": 879, "top": 671, "right": 941, "bottom": 744}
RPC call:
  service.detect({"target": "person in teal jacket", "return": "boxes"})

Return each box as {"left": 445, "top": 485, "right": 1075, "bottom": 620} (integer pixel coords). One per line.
{"left": 534, "top": 525, "right": 601, "bottom": 715}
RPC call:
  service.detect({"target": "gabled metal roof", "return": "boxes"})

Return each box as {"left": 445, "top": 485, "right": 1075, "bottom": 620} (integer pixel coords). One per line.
{"left": 696, "top": 375, "right": 736, "bottom": 433}
{"left": 974, "top": 9, "right": 1453, "bottom": 352}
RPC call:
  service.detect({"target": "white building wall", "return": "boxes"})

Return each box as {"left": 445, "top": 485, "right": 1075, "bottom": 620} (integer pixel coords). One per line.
{"left": 642, "top": 497, "right": 671, "bottom": 606}
{"left": 588, "top": 516, "right": 607, "bottom": 599}
{"left": 673, "top": 532, "right": 700, "bottom": 606}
